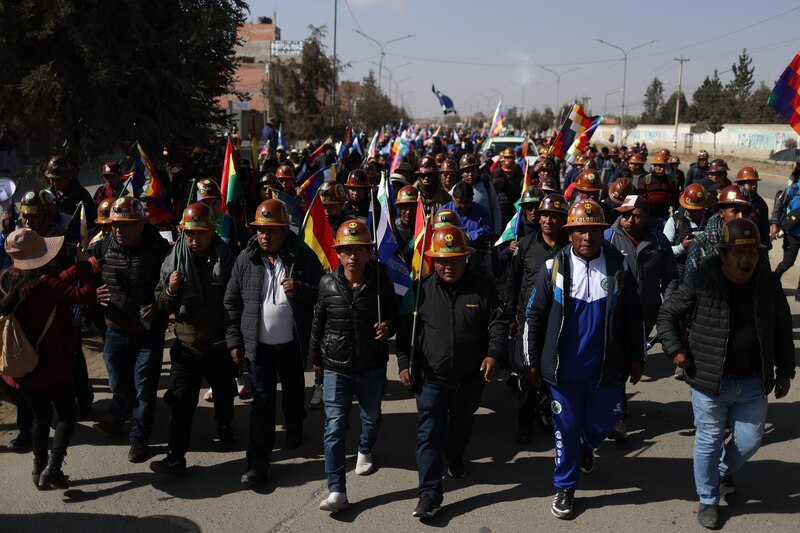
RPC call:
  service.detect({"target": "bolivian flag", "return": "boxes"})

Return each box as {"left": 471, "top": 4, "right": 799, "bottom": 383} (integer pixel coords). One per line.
{"left": 410, "top": 198, "right": 432, "bottom": 280}
{"left": 221, "top": 137, "right": 243, "bottom": 215}
{"left": 300, "top": 193, "right": 338, "bottom": 273}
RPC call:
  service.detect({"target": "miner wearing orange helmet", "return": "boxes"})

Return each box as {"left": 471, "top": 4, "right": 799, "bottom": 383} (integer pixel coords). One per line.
{"left": 637, "top": 152, "right": 678, "bottom": 230}
{"left": 397, "top": 225, "right": 507, "bottom": 519}
{"left": 524, "top": 198, "right": 644, "bottom": 520}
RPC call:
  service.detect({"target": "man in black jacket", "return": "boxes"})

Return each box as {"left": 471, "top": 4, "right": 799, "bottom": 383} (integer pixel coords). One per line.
{"left": 310, "top": 220, "right": 397, "bottom": 513}
{"left": 397, "top": 225, "right": 507, "bottom": 519}
{"left": 506, "top": 194, "right": 569, "bottom": 443}
{"left": 92, "top": 196, "right": 171, "bottom": 463}
{"left": 150, "top": 203, "right": 237, "bottom": 476}
{"left": 224, "top": 199, "right": 324, "bottom": 487}
{"left": 657, "top": 218, "right": 795, "bottom": 530}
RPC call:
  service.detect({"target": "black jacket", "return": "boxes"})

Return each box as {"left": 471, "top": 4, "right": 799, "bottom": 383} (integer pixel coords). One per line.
{"left": 309, "top": 261, "right": 398, "bottom": 372}
{"left": 99, "top": 224, "right": 171, "bottom": 335}
{"left": 506, "top": 230, "right": 567, "bottom": 320}
{"left": 397, "top": 270, "right": 507, "bottom": 381}
{"left": 657, "top": 257, "right": 795, "bottom": 396}
{"left": 224, "top": 232, "right": 324, "bottom": 361}
{"left": 51, "top": 179, "right": 97, "bottom": 236}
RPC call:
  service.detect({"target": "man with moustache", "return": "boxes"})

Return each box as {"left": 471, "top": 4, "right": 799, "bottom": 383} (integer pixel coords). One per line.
{"left": 657, "top": 218, "right": 794, "bottom": 529}
{"left": 524, "top": 199, "right": 644, "bottom": 519}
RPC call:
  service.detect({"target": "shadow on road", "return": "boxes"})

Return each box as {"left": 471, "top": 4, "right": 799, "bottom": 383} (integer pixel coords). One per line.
{"left": 0, "top": 513, "right": 200, "bottom": 533}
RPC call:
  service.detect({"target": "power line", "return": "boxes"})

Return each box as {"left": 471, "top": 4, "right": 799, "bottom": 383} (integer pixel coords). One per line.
{"left": 341, "top": 0, "right": 378, "bottom": 52}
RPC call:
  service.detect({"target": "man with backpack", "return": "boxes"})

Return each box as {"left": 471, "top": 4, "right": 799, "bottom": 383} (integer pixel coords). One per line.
{"left": 774, "top": 170, "right": 800, "bottom": 300}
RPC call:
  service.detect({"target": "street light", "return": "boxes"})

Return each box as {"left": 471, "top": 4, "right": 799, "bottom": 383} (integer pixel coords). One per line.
{"left": 596, "top": 39, "right": 656, "bottom": 141}
{"left": 393, "top": 76, "right": 412, "bottom": 107}
{"left": 354, "top": 30, "right": 414, "bottom": 93}
{"left": 371, "top": 61, "right": 410, "bottom": 99}
{"left": 538, "top": 66, "right": 579, "bottom": 124}
{"left": 509, "top": 81, "right": 540, "bottom": 131}
{"left": 604, "top": 88, "right": 623, "bottom": 116}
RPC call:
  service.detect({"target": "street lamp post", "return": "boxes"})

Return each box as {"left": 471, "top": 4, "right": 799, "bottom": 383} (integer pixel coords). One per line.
{"left": 354, "top": 30, "right": 414, "bottom": 93}
{"left": 393, "top": 76, "right": 412, "bottom": 107}
{"left": 371, "top": 61, "right": 410, "bottom": 99}
{"left": 596, "top": 39, "right": 656, "bottom": 142}
{"left": 538, "top": 66, "right": 579, "bottom": 125}
{"left": 604, "top": 88, "right": 623, "bottom": 116}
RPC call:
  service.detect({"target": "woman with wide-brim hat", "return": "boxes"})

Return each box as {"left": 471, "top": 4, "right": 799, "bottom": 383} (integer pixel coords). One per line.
{"left": 0, "top": 228, "right": 96, "bottom": 490}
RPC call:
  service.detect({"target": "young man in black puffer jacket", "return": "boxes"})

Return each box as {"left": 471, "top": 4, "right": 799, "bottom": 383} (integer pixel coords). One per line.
{"left": 310, "top": 220, "right": 397, "bottom": 513}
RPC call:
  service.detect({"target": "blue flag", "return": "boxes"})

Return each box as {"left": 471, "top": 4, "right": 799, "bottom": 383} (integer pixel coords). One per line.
{"left": 372, "top": 175, "right": 413, "bottom": 313}
{"left": 432, "top": 84, "right": 457, "bottom": 115}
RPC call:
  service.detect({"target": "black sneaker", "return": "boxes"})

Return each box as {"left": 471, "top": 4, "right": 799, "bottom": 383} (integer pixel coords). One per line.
{"left": 150, "top": 455, "right": 187, "bottom": 476}
{"left": 8, "top": 431, "right": 32, "bottom": 453}
{"left": 551, "top": 489, "right": 575, "bottom": 519}
{"left": 285, "top": 428, "right": 303, "bottom": 449}
{"left": 412, "top": 496, "right": 441, "bottom": 519}
{"left": 697, "top": 503, "right": 719, "bottom": 529}
{"left": 216, "top": 426, "right": 237, "bottom": 451}
{"left": 719, "top": 474, "right": 736, "bottom": 501}
{"left": 446, "top": 457, "right": 467, "bottom": 479}
{"left": 128, "top": 442, "right": 150, "bottom": 463}
{"left": 93, "top": 416, "right": 124, "bottom": 437}
{"left": 580, "top": 451, "right": 595, "bottom": 475}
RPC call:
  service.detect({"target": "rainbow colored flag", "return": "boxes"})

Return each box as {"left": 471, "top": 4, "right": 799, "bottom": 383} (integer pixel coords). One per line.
{"left": 390, "top": 137, "right": 410, "bottom": 174}
{"left": 367, "top": 131, "right": 380, "bottom": 159}
{"left": 297, "top": 163, "right": 334, "bottom": 203}
{"left": 768, "top": 50, "right": 800, "bottom": 135}
{"left": 220, "top": 137, "right": 243, "bottom": 215}
{"left": 258, "top": 139, "right": 271, "bottom": 159}
{"left": 490, "top": 100, "right": 504, "bottom": 136}
{"left": 550, "top": 104, "right": 602, "bottom": 160}
{"left": 566, "top": 116, "right": 603, "bottom": 163}
{"left": 300, "top": 193, "right": 338, "bottom": 273}
{"left": 273, "top": 189, "right": 306, "bottom": 233}
{"left": 130, "top": 143, "right": 171, "bottom": 222}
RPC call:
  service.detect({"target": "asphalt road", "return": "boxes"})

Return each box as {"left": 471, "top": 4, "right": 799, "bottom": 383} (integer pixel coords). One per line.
{"left": 1, "top": 158, "right": 798, "bottom": 533}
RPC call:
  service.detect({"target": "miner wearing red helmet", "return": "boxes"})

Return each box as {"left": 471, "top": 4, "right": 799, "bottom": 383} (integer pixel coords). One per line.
{"left": 396, "top": 224, "right": 508, "bottom": 519}
{"left": 150, "top": 202, "right": 238, "bottom": 475}
{"left": 225, "top": 198, "right": 325, "bottom": 488}
{"left": 524, "top": 198, "right": 644, "bottom": 520}
{"left": 663, "top": 184, "right": 709, "bottom": 279}
{"left": 637, "top": 152, "right": 678, "bottom": 231}
{"left": 734, "top": 167, "right": 771, "bottom": 253}
{"left": 657, "top": 217, "right": 794, "bottom": 529}
{"left": 393, "top": 186, "right": 419, "bottom": 267}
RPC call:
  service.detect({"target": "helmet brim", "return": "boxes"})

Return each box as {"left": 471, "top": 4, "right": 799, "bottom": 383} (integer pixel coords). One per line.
{"left": 425, "top": 249, "right": 472, "bottom": 258}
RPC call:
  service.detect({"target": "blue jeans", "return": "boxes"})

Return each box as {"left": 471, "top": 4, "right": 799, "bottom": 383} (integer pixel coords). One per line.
{"left": 691, "top": 377, "right": 767, "bottom": 505}
{"left": 102, "top": 326, "right": 165, "bottom": 444}
{"left": 415, "top": 376, "right": 485, "bottom": 504}
{"left": 549, "top": 379, "right": 623, "bottom": 490}
{"left": 323, "top": 367, "right": 388, "bottom": 493}
{"left": 246, "top": 341, "right": 306, "bottom": 468}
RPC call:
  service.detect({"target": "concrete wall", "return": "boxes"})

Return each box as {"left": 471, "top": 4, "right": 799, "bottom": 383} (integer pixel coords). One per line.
{"left": 594, "top": 123, "right": 800, "bottom": 159}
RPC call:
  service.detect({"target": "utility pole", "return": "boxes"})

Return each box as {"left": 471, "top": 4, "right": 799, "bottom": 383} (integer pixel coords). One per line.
{"left": 331, "top": 0, "right": 337, "bottom": 129}
{"left": 673, "top": 56, "right": 690, "bottom": 152}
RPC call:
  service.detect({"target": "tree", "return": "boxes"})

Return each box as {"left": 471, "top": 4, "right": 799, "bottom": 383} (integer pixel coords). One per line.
{"left": 269, "top": 25, "right": 339, "bottom": 141}
{"left": 660, "top": 91, "right": 693, "bottom": 124}
{"left": 725, "top": 49, "right": 755, "bottom": 121}
{"left": 0, "top": 0, "right": 248, "bottom": 170}
{"left": 641, "top": 77, "right": 665, "bottom": 123}
{"left": 741, "top": 81, "right": 783, "bottom": 123}
{"left": 691, "top": 71, "right": 726, "bottom": 126}
{"left": 352, "top": 70, "right": 401, "bottom": 132}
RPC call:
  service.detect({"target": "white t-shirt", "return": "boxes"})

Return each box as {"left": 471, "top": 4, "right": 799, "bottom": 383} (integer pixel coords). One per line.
{"left": 258, "top": 256, "right": 295, "bottom": 345}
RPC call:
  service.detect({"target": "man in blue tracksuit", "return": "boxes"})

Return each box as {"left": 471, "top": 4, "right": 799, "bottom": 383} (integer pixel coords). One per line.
{"left": 523, "top": 198, "right": 645, "bottom": 520}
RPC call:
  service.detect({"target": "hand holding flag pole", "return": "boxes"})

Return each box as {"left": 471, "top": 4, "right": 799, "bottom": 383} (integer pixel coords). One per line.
{"left": 408, "top": 210, "right": 430, "bottom": 378}
{"left": 370, "top": 181, "right": 382, "bottom": 325}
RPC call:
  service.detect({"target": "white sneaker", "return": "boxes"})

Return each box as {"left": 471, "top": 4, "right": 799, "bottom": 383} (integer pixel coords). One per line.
{"left": 355, "top": 452, "right": 374, "bottom": 475}
{"left": 319, "top": 491, "right": 349, "bottom": 512}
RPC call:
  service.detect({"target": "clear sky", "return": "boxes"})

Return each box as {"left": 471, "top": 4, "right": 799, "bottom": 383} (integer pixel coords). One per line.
{"left": 247, "top": 0, "right": 800, "bottom": 120}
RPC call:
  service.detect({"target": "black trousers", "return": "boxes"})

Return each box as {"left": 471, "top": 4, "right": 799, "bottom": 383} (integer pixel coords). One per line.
{"left": 517, "top": 379, "right": 550, "bottom": 432}
{"left": 19, "top": 379, "right": 77, "bottom": 459}
{"left": 163, "top": 342, "right": 237, "bottom": 458}
{"left": 775, "top": 233, "right": 800, "bottom": 285}
{"left": 0, "top": 378, "right": 32, "bottom": 434}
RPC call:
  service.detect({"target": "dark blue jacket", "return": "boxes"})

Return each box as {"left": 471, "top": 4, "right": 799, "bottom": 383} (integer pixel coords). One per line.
{"left": 523, "top": 244, "right": 645, "bottom": 386}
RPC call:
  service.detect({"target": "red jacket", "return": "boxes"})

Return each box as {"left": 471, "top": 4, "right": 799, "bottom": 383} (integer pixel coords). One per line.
{"left": 3, "top": 262, "right": 96, "bottom": 390}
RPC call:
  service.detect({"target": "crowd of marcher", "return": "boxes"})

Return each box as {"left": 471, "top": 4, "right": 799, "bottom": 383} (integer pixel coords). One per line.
{"left": 0, "top": 126, "right": 796, "bottom": 528}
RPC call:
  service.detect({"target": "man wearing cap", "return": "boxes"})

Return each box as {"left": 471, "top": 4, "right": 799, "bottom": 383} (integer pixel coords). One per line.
{"left": 276, "top": 164, "right": 297, "bottom": 197}
{"left": 562, "top": 155, "right": 587, "bottom": 190}
{"left": 439, "top": 158, "right": 460, "bottom": 193}
{"left": 458, "top": 154, "right": 500, "bottom": 236}
{"left": 197, "top": 178, "right": 246, "bottom": 254}
{"left": 150, "top": 203, "right": 237, "bottom": 475}
{"left": 699, "top": 159, "right": 733, "bottom": 207}
{"left": 627, "top": 153, "right": 647, "bottom": 186}
{"left": 18, "top": 189, "right": 69, "bottom": 238}
{"left": 224, "top": 199, "right": 324, "bottom": 487}
{"left": 92, "top": 196, "right": 171, "bottom": 463}
{"left": 442, "top": 182, "right": 493, "bottom": 277}
{"left": 93, "top": 162, "right": 127, "bottom": 206}
{"left": 397, "top": 225, "right": 507, "bottom": 519}
{"left": 319, "top": 180, "right": 351, "bottom": 237}
{"left": 414, "top": 155, "right": 451, "bottom": 217}
{"left": 657, "top": 218, "right": 794, "bottom": 529}
{"left": 734, "top": 167, "right": 771, "bottom": 251}
{"left": 637, "top": 153, "right": 678, "bottom": 231}
{"left": 506, "top": 194, "right": 569, "bottom": 444}
{"left": 344, "top": 169, "right": 375, "bottom": 225}
{"left": 664, "top": 184, "right": 709, "bottom": 279}
{"left": 686, "top": 150, "right": 710, "bottom": 187}
{"left": 492, "top": 148, "right": 524, "bottom": 190}
{"left": 684, "top": 185, "right": 753, "bottom": 280}
{"left": 45, "top": 155, "right": 96, "bottom": 236}
{"left": 394, "top": 186, "right": 419, "bottom": 267}
{"left": 524, "top": 198, "right": 644, "bottom": 519}
{"left": 311, "top": 220, "right": 398, "bottom": 513}
{"left": 602, "top": 177, "right": 635, "bottom": 225}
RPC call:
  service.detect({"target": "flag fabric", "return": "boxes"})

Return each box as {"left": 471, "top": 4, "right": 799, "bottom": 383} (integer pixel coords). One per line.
{"left": 768, "top": 50, "right": 800, "bottom": 135}
{"left": 130, "top": 143, "right": 171, "bottom": 222}
{"left": 390, "top": 137, "right": 410, "bottom": 174}
{"left": 220, "top": 137, "right": 243, "bottom": 215}
{"left": 352, "top": 132, "right": 364, "bottom": 158}
{"left": 250, "top": 116, "right": 259, "bottom": 169}
{"left": 300, "top": 193, "right": 339, "bottom": 273}
{"left": 550, "top": 104, "right": 602, "bottom": 160}
{"left": 259, "top": 139, "right": 271, "bottom": 159}
{"left": 490, "top": 100, "right": 504, "bottom": 136}
{"left": 372, "top": 176, "right": 413, "bottom": 312}
{"left": 494, "top": 198, "right": 523, "bottom": 246}
{"left": 520, "top": 136, "right": 531, "bottom": 158}
{"left": 297, "top": 163, "right": 334, "bottom": 203}
{"left": 367, "top": 131, "right": 379, "bottom": 159}
{"left": 410, "top": 198, "right": 433, "bottom": 280}
{"left": 337, "top": 125, "right": 352, "bottom": 162}
{"left": 565, "top": 116, "right": 603, "bottom": 163}
{"left": 432, "top": 84, "right": 457, "bottom": 115}
{"left": 296, "top": 137, "right": 331, "bottom": 185}
{"left": 277, "top": 123, "right": 287, "bottom": 151}
{"left": 273, "top": 189, "right": 307, "bottom": 234}
{"left": 78, "top": 203, "right": 88, "bottom": 250}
